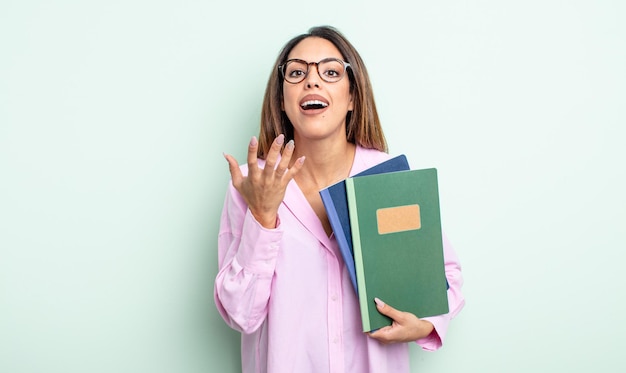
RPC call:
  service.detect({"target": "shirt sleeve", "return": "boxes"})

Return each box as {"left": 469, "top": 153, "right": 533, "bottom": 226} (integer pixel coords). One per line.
{"left": 213, "top": 181, "right": 283, "bottom": 334}
{"left": 416, "top": 232, "right": 465, "bottom": 351}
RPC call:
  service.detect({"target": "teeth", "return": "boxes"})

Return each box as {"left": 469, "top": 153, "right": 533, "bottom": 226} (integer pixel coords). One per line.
{"left": 301, "top": 100, "right": 328, "bottom": 108}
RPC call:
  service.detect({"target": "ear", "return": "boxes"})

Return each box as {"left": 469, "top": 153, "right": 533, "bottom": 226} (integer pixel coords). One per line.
{"left": 348, "top": 93, "right": 354, "bottom": 111}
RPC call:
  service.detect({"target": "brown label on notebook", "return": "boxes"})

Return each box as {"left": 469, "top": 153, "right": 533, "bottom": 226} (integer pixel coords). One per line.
{"left": 376, "top": 204, "right": 421, "bottom": 234}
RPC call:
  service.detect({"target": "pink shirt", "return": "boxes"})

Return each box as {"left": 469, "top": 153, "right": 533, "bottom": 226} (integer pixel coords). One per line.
{"left": 214, "top": 146, "right": 465, "bottom": 373}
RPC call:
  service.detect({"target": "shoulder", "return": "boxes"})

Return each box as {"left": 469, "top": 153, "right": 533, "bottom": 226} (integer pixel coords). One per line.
{"left": 357, "top": 146, "right": 391, "bottom": 162}
{"left": 352, "top": 146, "right": 393, "bottom": 174}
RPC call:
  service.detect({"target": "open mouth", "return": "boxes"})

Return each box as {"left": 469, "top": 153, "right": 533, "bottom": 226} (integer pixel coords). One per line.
{"left": 300, "top": 100, "right": 329, "bottom": 110}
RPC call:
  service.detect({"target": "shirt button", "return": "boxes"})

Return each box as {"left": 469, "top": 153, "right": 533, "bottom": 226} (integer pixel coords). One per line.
{"left": 331, "top": 294, "right": 338, "bottom": 301}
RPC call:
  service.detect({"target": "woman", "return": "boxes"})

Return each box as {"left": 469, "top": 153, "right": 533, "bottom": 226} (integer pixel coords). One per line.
{"left": 214, "top": 25, "right": 465, "bottom": 373}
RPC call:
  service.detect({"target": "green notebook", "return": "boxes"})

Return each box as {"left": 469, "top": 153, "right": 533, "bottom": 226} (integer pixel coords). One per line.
{"left": 345, "top": 168, "right": 449, "bottom": 332}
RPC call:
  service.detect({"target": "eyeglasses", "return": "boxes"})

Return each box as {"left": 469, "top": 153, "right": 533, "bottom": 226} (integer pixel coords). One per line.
{"left": 279, "top": 58, "right": 351, "bottom": 84}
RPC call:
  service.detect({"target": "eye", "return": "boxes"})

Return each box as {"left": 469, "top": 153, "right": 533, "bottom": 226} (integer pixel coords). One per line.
{"left": 319, "top": 59, "right": 345, "bottom": 81}
{"left": 284, "top": 60, "right": 308, "bottom": 80}
{"left": 323, "top": 68, "right": 340, "bottom": 78}
{"left": 288, "top": 69, "right": 306, "bottom": 78}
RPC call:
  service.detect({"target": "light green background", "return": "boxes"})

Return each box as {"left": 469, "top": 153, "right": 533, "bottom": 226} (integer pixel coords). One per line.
{"left": 1, "top": 1, "right": 625, "bottom": 372}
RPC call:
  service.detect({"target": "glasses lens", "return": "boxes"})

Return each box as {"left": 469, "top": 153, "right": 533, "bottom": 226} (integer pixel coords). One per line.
{"left": 318, "top": 59, "right": 346, "bottom": 83}
{"left": 283, "top": 60, "right": 308, "bottom": 83}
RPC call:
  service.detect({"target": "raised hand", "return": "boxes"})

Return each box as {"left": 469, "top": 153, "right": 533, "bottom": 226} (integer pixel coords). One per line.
{"left": 224, "top": 134, "right": 305, "bottom": 228}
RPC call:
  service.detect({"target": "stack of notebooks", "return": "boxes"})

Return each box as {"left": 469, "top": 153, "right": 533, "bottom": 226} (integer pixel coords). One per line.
{"left": 319, "top": 155, "right": 449, "bottom": 332}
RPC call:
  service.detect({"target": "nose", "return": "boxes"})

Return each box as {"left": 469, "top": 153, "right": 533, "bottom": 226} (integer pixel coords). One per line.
{"left": 304, "top": 62, "right": 321, "bottom": 88}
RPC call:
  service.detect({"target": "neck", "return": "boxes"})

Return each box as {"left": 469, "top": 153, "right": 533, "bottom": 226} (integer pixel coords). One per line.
{"left": 292, "top": 139, "right": 356, "bottom": 190}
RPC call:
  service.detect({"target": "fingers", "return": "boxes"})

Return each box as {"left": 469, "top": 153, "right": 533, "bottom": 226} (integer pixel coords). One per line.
{"left": 374, "top": 297, "right": 402, "bottom": 321}
{"left": 259, "top": 134, "right": 305, "bottom": 180}
{"left": 367, "top": 298, "right": 405, "bottom": 343}
{"left": 367, "top": 326, "right": 393, "bottom": 343}
{"left": 274, "top": 138, "right": 293, "bottom": 178}
{"left": 262, "top": 134, "right": 285, "bottom": 177}
{"left": 223, "top": 153, "right": 243, "bottom": 185}
{"left": 229, "top": 134, "right": 305, "bottom": 184}
{"left": 276, "top": 139, "right": 306, "bottom": 178}
{"left": 246, "top": 136, "right": 261, "bottom": 177}
{"left": 368, "top": 298, "right": 434, "bottom": 344}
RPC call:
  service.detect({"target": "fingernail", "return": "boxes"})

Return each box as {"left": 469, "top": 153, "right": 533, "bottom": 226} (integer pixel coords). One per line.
{"left": 298, "top": 156, "right": 305, "bottom": 165}
{"left": 276, "top": 134, "right": 285, "bottom": 145}
{"left": 286, "top": 139, "right": 294, "bottom": 150}
{"left": 250, "top": 136, "right": 258, "bottom": 146}
{"left": 374, "top": 297, "right": 385, "bottom": 308}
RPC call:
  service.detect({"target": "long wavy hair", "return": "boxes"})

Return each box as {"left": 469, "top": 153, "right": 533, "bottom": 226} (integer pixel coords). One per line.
{"left": 256, "top": 26, "right": 387, "bottom": 159}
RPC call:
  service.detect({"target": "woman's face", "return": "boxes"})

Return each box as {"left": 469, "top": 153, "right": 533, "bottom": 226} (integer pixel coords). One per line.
{"left": 282, "top": 37, "right": 353, "bottom": 142}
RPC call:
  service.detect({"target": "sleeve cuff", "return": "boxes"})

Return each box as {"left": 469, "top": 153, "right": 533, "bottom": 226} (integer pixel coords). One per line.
{"left": 416, "top": 313, "right": 450, "bottom": 351}
{"left": 235, "top": 209, "right": 282, "bottom": 275}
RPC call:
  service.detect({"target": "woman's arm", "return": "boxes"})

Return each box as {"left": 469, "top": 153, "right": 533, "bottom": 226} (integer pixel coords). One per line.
{"left": 213, "top": 185, "right": 283, "bottom": 334}
{"left": 214, "top": 134, "right": 305, "bottom": 334}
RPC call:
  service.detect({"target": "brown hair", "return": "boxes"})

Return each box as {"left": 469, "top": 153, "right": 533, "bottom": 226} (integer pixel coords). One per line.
{"left": 257, "top": 25, "right": 387, "bottom": 159}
